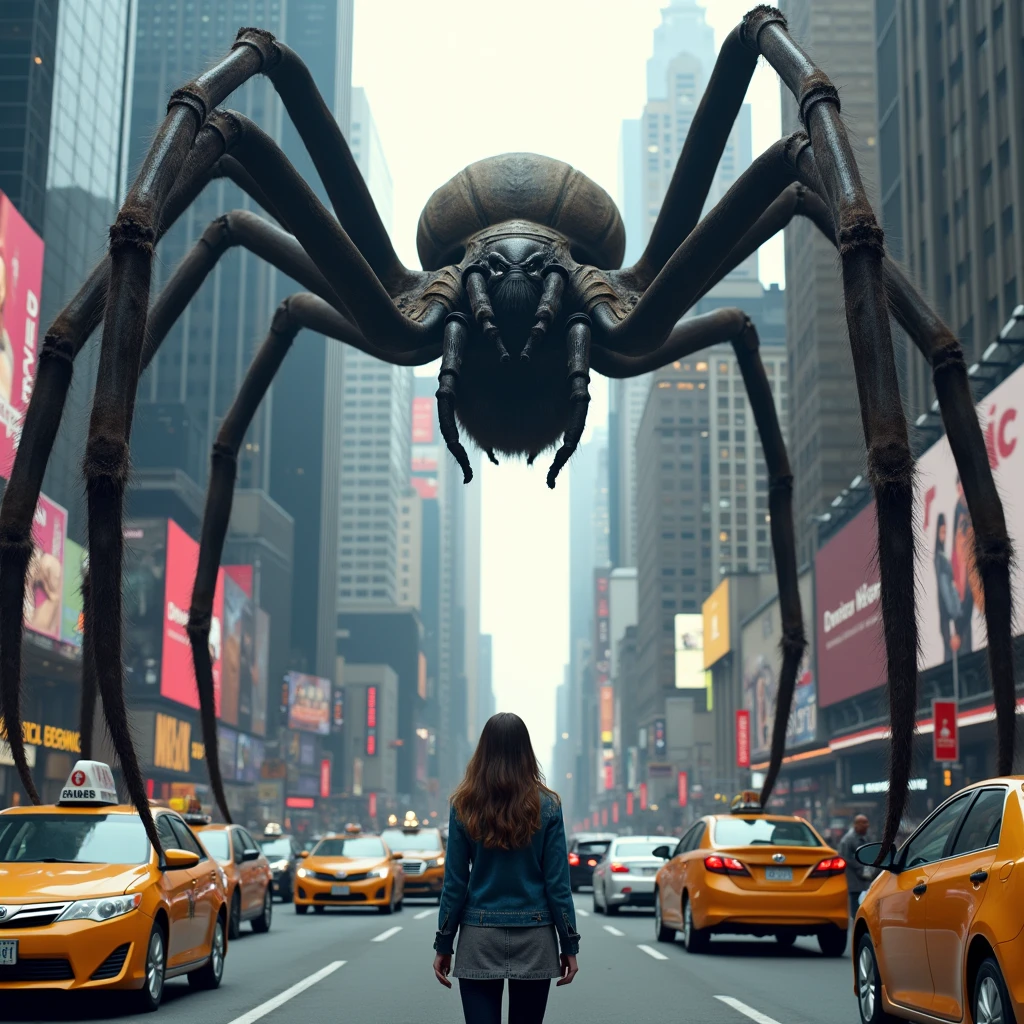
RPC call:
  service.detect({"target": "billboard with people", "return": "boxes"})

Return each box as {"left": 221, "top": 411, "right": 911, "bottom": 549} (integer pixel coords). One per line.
{"left": 0, "top": 191, "right": 44, "bottom": 480}
{"left": 285, "top": 671, "right": 331, "bottom": 735}
{"left": 24, "top": 493, "right": 67, "bottom": 641}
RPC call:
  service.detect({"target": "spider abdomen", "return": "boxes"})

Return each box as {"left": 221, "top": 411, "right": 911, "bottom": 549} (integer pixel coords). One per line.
{"left": 416, "top": 153, "right": 625, "bottom": 271}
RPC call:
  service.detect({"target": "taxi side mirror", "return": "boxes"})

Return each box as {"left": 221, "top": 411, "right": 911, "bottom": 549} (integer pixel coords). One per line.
{"left": 299, "top": 850, "right": 309, "bottom": 858}
{"left": 391, "top": 852, "right": 403, "bottom": 860}
{"left": 163, "top": 848, "right": 201, "bottom": 870}
{"left": 652, "top": 845, "right": 671, "bottom": 859}
{"left": 854, "top": 842, "right": 898, "bottom": 872}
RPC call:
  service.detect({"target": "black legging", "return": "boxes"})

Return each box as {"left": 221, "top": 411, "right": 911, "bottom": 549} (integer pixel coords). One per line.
{"left": 458, "top": 979, "right": 551, "bottom": 1023}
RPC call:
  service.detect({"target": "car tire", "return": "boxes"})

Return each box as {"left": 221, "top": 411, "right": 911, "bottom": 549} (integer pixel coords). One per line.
{"left": 973, "top": 957, "right": 1015, "bottom": 1024}
{"left": 605, "top": 899, "right": 620, "bottom": 916}
{"left": 818, "top": 925, "right": 848, "bottom": 958}
{"left": 856, "top": 933, "right": 899, "bottom": 1024}
{"left": 681, "top": 895, "right": 709, "bottom": 954}
{"left": 395, "top": 896, "right": 404, "bottom": 913}
{"left": 592, "top": 891, "right": 603, "bottom": 914}
{"left": 188, "top": 915, "right": 226, "bottom": 991}
{"left": 252, "top": 888, "right": 273, "bottom": 933}
{"left": 280, "top": 880, "right": 294, "bottom": 904}
{"left": 776, "top": 932, "right": 796, "bottom": 948}
{"left": 228, "top": 891, "right": 241, "bottom": 940}
{"left": 313, "top": 905, "right": 326, "bottom": 914}
{"left": 132, "top": 921, "right": 167, "bottom": 1013}
{"left": 654, "top": 890, "right": 675, "bottom": 943}
{"left": 295, "top": 903, "right": 309, "bottom": 915}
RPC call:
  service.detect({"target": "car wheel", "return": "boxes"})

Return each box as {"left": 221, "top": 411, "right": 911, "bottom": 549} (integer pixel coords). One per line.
{"left": 313, "top": 905, "right": 326, "bottom": 914}
{"left": 856, "top": 933, "right": 899, "bottom": 1024}
{"left": 133, "top": 922, "right": 166, "bottom": 1013}
{"left": 295, "top": 903, "right": 309, "bottom": 915}
{"left": 776, "top": 932, "right": 796, "bottom": 948}
{"left": 188, "top": 915, "right": 226, "bottom": 990}
{"left": 228, "top": 891, "right": 241, "bottom": 940}
{"left": 818, "top": 925, "right": 848, "bottom": 958}
{"left": 252, "top": 888, "right": 273, "bottom": 933}
{"left": 395, "top": 896, "right": 404, "bottom": 913}
{"left": 654, "top": 890, "right": 675, "bottom": 943}
{"left": 605, "top": 897, "right": 620, "bottom": 916}
{"left": 973, "top": 957, "right": 1015, "bottom": 1024}
{"left": 592, "top": 890, "right": 603, "bottom": 914}
{"left": 681, "top": 896, "right": 709, "bottom": 953}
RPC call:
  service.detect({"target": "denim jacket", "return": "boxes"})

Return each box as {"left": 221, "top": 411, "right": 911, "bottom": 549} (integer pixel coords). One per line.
{"left": 434, "top": 794, "right": 580, "bottom": 957}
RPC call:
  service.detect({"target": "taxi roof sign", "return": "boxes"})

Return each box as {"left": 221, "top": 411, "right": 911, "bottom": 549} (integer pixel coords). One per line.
{"left": 730, "top": 790, "right": 764, "bottom": 813}
{"left": 58, "top": 760, "right": 119, "bottom": 806}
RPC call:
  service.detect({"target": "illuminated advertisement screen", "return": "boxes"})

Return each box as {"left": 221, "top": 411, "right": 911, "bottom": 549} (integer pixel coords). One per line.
{"left": 673, "top": 613, "right": 704, "bottom": 688}
{"left": 366, "top": 685, "right": 377, "bottom": 756}
{"left": 24, "top": 493, "right": 67, "bottom": 641}
{"left": 60, "top": 538, "right": 86, "bottom": 649}
{"left": 0, "top": 190, "right": 44, "bottom": 480}
{"left": 251, "top": 608, "right": 269, "bottom": 737}
{"left": 285, "top": 671, "right": 331, "bottom": 735}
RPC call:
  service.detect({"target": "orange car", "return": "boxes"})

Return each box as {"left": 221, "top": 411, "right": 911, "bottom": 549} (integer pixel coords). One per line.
{"left": 193, "top": 823, "right": 273, "bottom": 939}
{"left": 0, "top": 760, "right": 229, "bottom": 1012}
{"left": 379, "top": 825, "right": 445, "bottom": 902}
{"left": 295, "top": 833, "right": 404, "bottom": 914}
{"left": 652, "top": 794, "right": 848, "bottom": 957}
{"left": 853, "top": 778, "right": 1024, "bottom": 1024}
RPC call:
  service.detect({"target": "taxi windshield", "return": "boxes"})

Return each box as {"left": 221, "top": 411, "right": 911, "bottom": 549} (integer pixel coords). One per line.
{"left": 0, "top": 813, "right": 150, "bottom": 864}
{"left": 259, "top": 838, "right": 293, "bottom": 858}
{"left": 380, "top": 828, "right": 442, "bottom": 852}
{"left": 713, "top": 818, "right": 821, "bottom": 848}
{"left": 199, "top": 830, "right": 231, "bottom": 862}
{"left": 312, "top": 837, "right": 385, "bottom": 858}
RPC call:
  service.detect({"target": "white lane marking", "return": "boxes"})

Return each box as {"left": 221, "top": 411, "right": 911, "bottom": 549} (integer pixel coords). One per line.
{"left": 576, "top": 908, "right": 590, "bottom": 917}
{"left": 603, "top": 925, "right": 625, "bottom": 936}
{"left": 372, "top": 926, "right": 403, "bottom": 942}
{"left": 637, "top": 944, "right": 669, "bottom": 960}
{"left": 225, "top": 961, "right": 346, "bottom": 1024}
{"left": 714, "top": 995, "right": 784, "bottom": 1024}
{"left": 414, "top": 909, "right": 434, "bottom": 920}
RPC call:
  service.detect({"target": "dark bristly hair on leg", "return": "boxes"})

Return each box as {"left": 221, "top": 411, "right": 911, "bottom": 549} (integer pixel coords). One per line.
{"left": 546, "top": 315, "right": 592, "bottom": 489}
{"left": 436, "top": 314, "right": 473, "bottom": 484}
{"left": 78, "top": 569, "right": 98, "bottom": 760}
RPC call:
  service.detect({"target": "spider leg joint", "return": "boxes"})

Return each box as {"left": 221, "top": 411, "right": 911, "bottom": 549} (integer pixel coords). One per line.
{"left": 233, "top": 26, "right": 282, "bottom": 71}
{"left": 740, "top": 6, "right": 787, "bottom": 50}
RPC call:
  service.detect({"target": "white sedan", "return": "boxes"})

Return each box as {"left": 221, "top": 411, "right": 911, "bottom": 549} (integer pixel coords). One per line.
{"left": 592, "top": 836, "right": 671, "bottom": 915}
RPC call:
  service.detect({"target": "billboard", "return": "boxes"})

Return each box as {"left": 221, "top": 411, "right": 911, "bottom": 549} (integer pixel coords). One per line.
{"left": 160, "top": 520, "right": 224, "bottom": 713}
{"left": 24, "top": 493, "right": 67, "bottom": 641}
{"left": 220, "top": 574, "right": 255, "bottom": 729}
{"left": 594, "top": 571, "right": 611, "bottom": 687}
{"left": 0, "top": 191, "right": 45, "bottom": 480}
{"left": 251, "top": 608, "right": 270, "bottom": 737}
{"left": 599, "top": 686, "right": 614, "bottom": 745}
{"left": 741, "top": 571, "right": 817, "bottom": 758}
{"left": 60, "top": 539, "right": 86, "bottom": 649}
{"left": 285, "top": 671, "right": 331, "bottom": 735}
{"left": 124, "top": 520, "right": 169, "bottom": 691}
{"left": 673, "top": 613, "right": 704, "bottom": 688}
{"left": 702, "top": 579, "right": 730, "bottom": 668}
{"left": 736, "top": 710, "right": 751, "bottom": 767}
{"left": 814, "top": 504, "right": 885, "bottom": 707}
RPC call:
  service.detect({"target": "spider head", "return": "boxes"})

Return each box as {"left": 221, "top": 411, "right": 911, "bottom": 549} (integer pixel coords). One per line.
{"left": 484, "top": 238, "right": 547, "bottom": 318}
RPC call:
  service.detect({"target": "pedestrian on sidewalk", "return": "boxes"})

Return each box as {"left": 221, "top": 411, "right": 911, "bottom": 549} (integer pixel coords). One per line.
{"left": 838, "top": 814, "right": 876, "bottom": 920}
{"left": 432, "top": 712, "right": 580, "bottom": 1023}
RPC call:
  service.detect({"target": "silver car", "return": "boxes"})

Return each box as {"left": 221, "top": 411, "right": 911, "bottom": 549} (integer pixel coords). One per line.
{"left": 592, "top": 836, "right": 670, "bottom": 915}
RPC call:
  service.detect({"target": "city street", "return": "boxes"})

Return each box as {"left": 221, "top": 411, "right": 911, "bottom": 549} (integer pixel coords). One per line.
{"left": 1, "top": 897, "right": 855, "bottom": 1024}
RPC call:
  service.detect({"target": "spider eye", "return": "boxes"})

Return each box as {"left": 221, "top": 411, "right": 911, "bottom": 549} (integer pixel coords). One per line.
{"left": 487, "top": 253, "right": 509, "bottom": 275}
{"left": 524, "top": 254, "right": 544, "bottom": 273}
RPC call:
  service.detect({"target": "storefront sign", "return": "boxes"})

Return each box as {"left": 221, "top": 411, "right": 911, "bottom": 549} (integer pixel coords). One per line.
{"left": 933, "top": 700, "right": 959, "bottom": 762}
{"left": 365, "top": 685, "right": 378, "bottom": 756}
{"left": 851, "top": 778, "right": 928, "bottom": 795}
{"left": 677, "top": 770, "right": 688, "bottom": 807}
{"left": 702, "top": 579, "right": 730, "bottom": 668}
{"left": 319, "top": 758, "right": 331, "bottom": 799}
{"left": 626, "top": 791, "right": 634, "bottom": 816}
{"left": 154, "top": 712, "right": 194, "bottom": 773}
{"left": 639, "top": 782, "right": 648, "bottom": 811}
{"left": 736, "top": 709, "right": 750, "bottom": 768}
{"left": 1, "top": 717, "right": 80, "bottom": 755}
{"left": 286, "top": 796, "right": 314, "bottom": 809}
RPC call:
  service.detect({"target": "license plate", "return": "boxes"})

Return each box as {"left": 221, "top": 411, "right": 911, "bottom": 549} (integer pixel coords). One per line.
{"left": 765, "top": 867, "right": 793, "bottom": 882}
{"left": 0, "top": 941, "right": 17, "bottom": 966}
{"left": 642, "top": 867, "right": 658, "bottom": 875}
{"left": 331, "top": 885, "right": 350, "bottom": 896}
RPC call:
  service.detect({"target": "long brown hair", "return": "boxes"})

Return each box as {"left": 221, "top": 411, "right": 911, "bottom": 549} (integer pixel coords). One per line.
{"left": 451, "top": 712, "right": 558, "bottom": 849}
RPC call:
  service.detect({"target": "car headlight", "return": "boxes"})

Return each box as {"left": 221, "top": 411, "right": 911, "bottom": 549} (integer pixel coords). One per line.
{"left": 368, "top": 868, "right": 388, "bottom": 879}
{"left": 297, "top": 867, "right": 310, "bottom": 878}
{"left": 272, "top": 860, "right": 290, "bottom": 871}
{"left": 426, "top": 856, "right": 445, "bottom": 868}
{"left": 57, "top": 893, "right": 142, "bottom": 923}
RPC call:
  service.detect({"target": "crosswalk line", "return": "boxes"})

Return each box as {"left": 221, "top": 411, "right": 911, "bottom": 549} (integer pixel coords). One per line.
{"left": 715, "top": 995, "right": 784, "bottom": 1024}
{"left": 637, "top": 944, "right": 669, "bottom": 960}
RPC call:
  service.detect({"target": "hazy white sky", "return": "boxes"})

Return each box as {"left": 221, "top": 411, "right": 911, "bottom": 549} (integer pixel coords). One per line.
{"left": 352, "top": 1, "right": 785, "bottom": 773}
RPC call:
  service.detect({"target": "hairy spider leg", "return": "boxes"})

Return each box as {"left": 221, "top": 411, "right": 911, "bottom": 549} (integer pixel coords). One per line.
{"left": 546, "top": 315, "right": 592, "bottom": 489}
{"left": 522, "top": 266, "right": 567, "bottom": 362}
{"left": 485, "top": 449, "right": 500, "bottom": 466}
{"left": 0, "top": 119, "right": 234, "bottom": 796}
{"left": 464, "top": 265, "right": 509, "bottom": 362}
{"left": 437, "top": 313, "right": 474, "bottom": 485}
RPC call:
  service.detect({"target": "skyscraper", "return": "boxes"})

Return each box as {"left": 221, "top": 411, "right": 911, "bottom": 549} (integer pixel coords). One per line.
{"left": 875, "top": 0, "right": 1024, "bottom": 423}
{"left": 779, "top": 0, "right": 880, "bottom": 562}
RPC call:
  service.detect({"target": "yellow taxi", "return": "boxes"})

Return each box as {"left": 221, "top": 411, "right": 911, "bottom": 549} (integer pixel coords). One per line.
{"left": 379, "top": 821, "right": 445, "bottom": 902}
{"left": 295, "top": 832, "right": 404, "bottom": 915}
{"left": 853, "top": 778, "right": 1024, "bottom": 1024}
{"left": 193, "top": 822, "right": 273, "bottom": 938}
{"left": 652, "top": 792, "right": 848, "bottom": 956}
{"left": 0, "top": 760, "right": 229, "bottom": 1011}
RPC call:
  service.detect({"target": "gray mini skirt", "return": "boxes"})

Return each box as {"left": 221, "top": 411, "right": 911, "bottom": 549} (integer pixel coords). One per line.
{"left": 452, "top": 924, "right": 561, "bottom": 980}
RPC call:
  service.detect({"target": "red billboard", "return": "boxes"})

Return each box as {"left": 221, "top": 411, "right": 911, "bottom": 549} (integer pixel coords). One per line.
{"left": 319, "top": 758, "right": 331, "bottom": 798}
{"left": 626, "top": 791, "right": 634, "bottom": 816}
{"left": 0, "top": 191, "right": 44, "bottom": 480}
{"left": 161, "top": 520, "right": 225, "bottom": 713}
{"left": 735, "top": 709, "right": 750, "bottom": 768}
{"left": 814, "top": 503, "right": 886, "bottom": 707}
{"left": 677, "top": 770, "right": 688, "bottom": 807}
{"left": 365, "top": 685, "right": 378, "bottom": 755}
{"left": 24, "top": 493, "right": 67, "bottom": 641}
{"left": 224, "top": 564, "right": 253, "bottom": 597}
{"left": 933, "top": 700, "right": 959, "bottom": 762}
{"left": 412, "top": 396, "right": 434, "bottom": 444}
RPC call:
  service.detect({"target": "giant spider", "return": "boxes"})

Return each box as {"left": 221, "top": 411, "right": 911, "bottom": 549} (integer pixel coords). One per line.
{"left": 0, "top": 7, "right": 1014, "bottom": 860}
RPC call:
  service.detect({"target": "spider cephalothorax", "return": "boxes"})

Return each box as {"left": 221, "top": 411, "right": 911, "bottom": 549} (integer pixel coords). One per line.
{"left": 0, "top": 9, "right": 1015, "bottom": 865}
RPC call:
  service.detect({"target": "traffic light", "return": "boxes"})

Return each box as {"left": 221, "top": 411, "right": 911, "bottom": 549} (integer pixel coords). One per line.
{"left": 943, "top": 769, "right": 952, "bottom": 787}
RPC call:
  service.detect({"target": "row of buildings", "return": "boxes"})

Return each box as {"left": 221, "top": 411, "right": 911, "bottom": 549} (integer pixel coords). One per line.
{"left": 0, "top": 0, "right": 490, "bottom": 837}
{"left": 556, "top": 0, "right": 1024, "bottom": 843}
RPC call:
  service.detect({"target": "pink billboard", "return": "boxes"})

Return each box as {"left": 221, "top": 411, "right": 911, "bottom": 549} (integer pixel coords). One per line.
{"left": 160, "top": 519, "right": 225, "bottom": 713}
{"left": 0, "top": 191, "right": 44, "bottom": 480}
{"left": 24, "top": 493, "right": 67, "bottom": 641}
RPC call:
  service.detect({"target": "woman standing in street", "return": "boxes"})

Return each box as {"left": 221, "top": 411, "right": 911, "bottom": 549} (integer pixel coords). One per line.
{"left": 432, "top": 712, "right": 580, "bottom": 1022}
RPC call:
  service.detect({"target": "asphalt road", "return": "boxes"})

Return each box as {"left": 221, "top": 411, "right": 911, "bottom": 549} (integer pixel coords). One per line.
{"left": 2, "top": 895, "right": 861, "bottom": 1024}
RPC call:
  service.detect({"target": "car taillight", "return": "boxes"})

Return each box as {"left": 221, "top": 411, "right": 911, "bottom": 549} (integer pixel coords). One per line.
{"left": 568, "top": 852, "right": 580, "bottom": 867}
{"left": 704, "top": 854, "right": 750, "bottom": 876}
{"left": 610, "top": 862, "right": 629, "bottom": 874}
{"left": 810, "top": 856, "right": 847, "bottom": 877}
